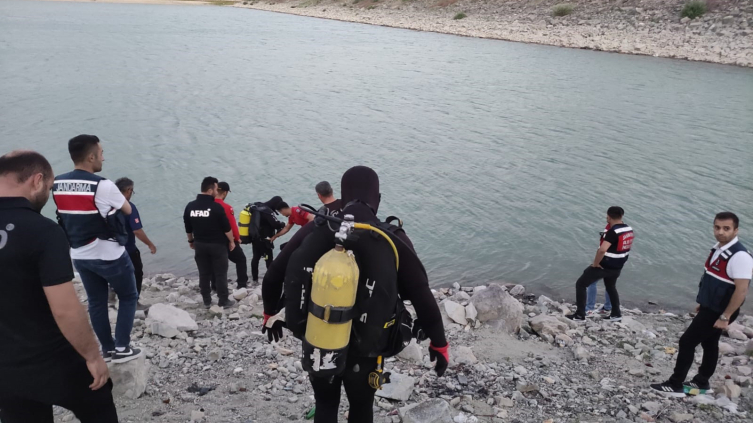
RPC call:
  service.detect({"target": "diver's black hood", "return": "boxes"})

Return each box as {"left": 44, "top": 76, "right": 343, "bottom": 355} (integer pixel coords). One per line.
{"left": 341, "top": 166, "right": 380, "bottom": 214}
{"left": 262, "top": 196, "right": 283, "bottom": 211}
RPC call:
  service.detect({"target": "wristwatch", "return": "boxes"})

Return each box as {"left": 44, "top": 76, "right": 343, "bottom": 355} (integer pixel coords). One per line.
{"left": 719, "top": 315, "right": 729, "bottom": 322}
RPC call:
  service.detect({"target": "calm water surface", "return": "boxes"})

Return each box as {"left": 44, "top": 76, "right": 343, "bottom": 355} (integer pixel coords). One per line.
{"left": 2, "top": 0, "right": 752, "bottom": 310}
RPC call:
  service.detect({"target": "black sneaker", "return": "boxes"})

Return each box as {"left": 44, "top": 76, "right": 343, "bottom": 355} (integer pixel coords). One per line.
{"left": 202, "top": 296, "right": 212, "bottom": 309}
{"left": 566, "top": 313, "right": 586, "bottom": 322}
{"left": 650, "top": 381, "right": 685, "bottom": 398}
{"left": 102, "top": 351, "right": 113, "bottom": 363}
{"left": 111, "top": 346, "right": 142, "bottom": 364}
{"left": 609, "top": 314, "right": 623, "bottom": 322}
{"left": 218, "top": 298, "right": 236, "bottom": 309}
{"left": 683, "top": 380, "right": 713, "bottom": 395}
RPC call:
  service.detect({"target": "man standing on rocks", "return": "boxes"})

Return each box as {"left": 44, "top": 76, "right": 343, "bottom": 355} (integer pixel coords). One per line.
{"left": 315, "top": 180, "right": 342, "bottom": 213}
{"left": 184, "top": 177, "right": 236, "bottom": 309}
{"left": 53, "top": 134, "right": 142, "bottom": 363}
{"left": 116, "top": 177, "right": 157, "bottom": 306}
{"left": 0, "top": 151, "right": 118, "bottom": 422}
{"left": 567, "top": 206, "right": 634, "bottom": 322}
{"left": 651, "top": 212, "right": 752, "bottom": 397}
{"left": 213, "top": 181, "right": 248, "bottom": 289}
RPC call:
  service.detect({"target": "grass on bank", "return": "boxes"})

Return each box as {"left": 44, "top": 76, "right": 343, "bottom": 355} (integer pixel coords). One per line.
{"left": 453, "top": 12, "right": 467, "bottom": 20}
{"left": 551, "top": 3, "right": 574, "bottom": 17}
{"left": 682, "top": 1, "right": 707, "bottom": 19}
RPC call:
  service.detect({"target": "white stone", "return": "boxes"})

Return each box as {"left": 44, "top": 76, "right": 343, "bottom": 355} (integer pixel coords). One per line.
{"left": 573, "top": 345, "right": 590, "bottom": 361}
{"left": 496, "top": 396, "right": 514, "bottom": 407}
{"left": 209, "top": 305, "right": 224, "bottom": 317}
{"left": 722, "top": 380, "right": 741, "bottom": 398}
{"left": 727, "top": 329, "right": 747, "bottom": 341}
{"left": 464, "top": 303, "right": 478, "bottom": 321}
{"left": 228, "top": 313, "right": 240, "bottom": 321}
{"left": 190, "top": 410, "right": 204, "bottom": 422}
{"left": 470, "top": 284, "right": 523, "bottom": 333}
{"left": 398, "top": 339, "right": 424, "bottom": 363}
{"left": 453, "top": 346, "right": 477, "bottom": 365}
{"left": 719, "top": 341, "right": 737, "bottom": 355}
{"left": 443, "top": 301, "right": 467, "bottom": 325}
{"left": 738, "top": 366, "right": 752, "bottom": 376}
{"left": 232, "top": 288, "right": 248, "bottom": 300}
{"left": 509, "top": 285, "right": 525, "bottom": 296}
{"left": 619, "top": 317, "right": 646, "bottom": 333}
{"left": 375, "top": 373, "right": 415, "bottom": 402}
{"left": 401, "top": 399, "right": 453, "bottom": 423}
{"left": 641, "top": 401, "right": 661, "bottom": 415}
{"left": 555, "top": 333, "right": 573, "bottom": 346}
{"left": 108, "top": 353, "right": 148, "bottom": 399}
{"left": 670, "top": 413, "right": 693, "bottom": 423}
{"left": 150, "top": 321, "right": 180, "bottom": 339}
{"left": 529, "top": 315, "right": 569, "bottom": 337}
{"left": 146, "top": 303, "right": 198, "bottom": 332}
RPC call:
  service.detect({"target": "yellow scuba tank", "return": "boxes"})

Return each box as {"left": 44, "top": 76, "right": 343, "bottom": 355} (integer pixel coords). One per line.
{"left": 238, "top": 205, "right": 251, "bottom": 242}
{"left": 304, "top": 245, "right": 359, "bottom": 354}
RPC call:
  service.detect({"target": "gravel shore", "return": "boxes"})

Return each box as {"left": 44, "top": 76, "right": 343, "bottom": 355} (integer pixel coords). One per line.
{"left": 236, "top": 0, "right": 753, "bottom": 67}
{"left": 54, "top": 275, "right": 753, "bottom": 422}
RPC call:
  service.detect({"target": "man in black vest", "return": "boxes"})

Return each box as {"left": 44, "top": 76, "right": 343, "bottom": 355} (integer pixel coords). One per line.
{"left": 0, "top": 151, "right": 117, "bottom": 422}
{"left": 651, "top": 212, "right": 752, "bottom": 397}
{"left": 184, "top": 177, "right": 237, "bottom": 308}
{"left": 53, "top": 135, "right": 141, "bottom": 364}
{"left": 567, "top": 206, "right": 634, "bottom": 322}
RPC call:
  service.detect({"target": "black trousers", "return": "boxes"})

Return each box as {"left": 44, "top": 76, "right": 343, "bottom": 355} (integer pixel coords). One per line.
{"left": 195, "top": 241, "right": 229, "bottom": 301}
{"left": 0, "top": 357, "right": 118, "bottom": 423}
{"left": 128, "top": 248, "right": 144, "bottom": 296}
{"left": 309, "top": 356, "right": 378, "bottom": 423}
{"left": 575, "top": 266, "right": 621, "bottom": 317}
{"left": 250, "top": 239, "right": 274, "bottom": 282}
{"left": 668, "top": 306, "right": 740, "bottom": 387}
{"left": 211, "top": 241, "right": 248, "bottom": 289}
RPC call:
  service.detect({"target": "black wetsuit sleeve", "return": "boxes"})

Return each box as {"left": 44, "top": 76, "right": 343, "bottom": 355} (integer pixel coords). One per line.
{"left": 394, "top": 231, "right": 447, "bottom": 348}
{"left": 262, "top": 221, "right": 315, "bottom": 315}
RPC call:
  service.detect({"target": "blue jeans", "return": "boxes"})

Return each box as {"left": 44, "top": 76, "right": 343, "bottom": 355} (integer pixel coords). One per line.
{"left": 586, "top": 281, "right": 612, "bottom": 312}
{"left": 74, "top": 252, "right": 138, "bottom": 353}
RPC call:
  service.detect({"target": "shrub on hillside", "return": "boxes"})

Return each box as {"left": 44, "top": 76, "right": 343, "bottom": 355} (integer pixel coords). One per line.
{"left": 454, "top": 12, "right": 467, "bottom": 20}
{"left": 551, "top": 4, "right": 574, "bottom": 17}
{"left": 682, "top": 1, "right": 707, "bottom": 19}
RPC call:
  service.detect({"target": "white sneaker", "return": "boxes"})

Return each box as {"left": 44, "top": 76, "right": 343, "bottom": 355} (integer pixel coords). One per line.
{"left": 585, "top": 310, "right": 597, "bottom": 318}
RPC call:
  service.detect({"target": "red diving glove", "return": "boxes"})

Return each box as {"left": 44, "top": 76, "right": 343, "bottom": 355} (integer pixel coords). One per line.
{"left": 429, "top": 342, "right": 449, "bottom": 377}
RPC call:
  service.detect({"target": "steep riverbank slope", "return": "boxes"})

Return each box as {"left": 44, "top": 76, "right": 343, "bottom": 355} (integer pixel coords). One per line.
{"left": 236, "top": 0, "right": 753, "bottom": 67}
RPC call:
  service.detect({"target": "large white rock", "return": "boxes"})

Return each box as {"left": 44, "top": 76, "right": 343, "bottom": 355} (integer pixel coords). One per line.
{"left": 150, "top": 321, "right": 180, "bottom": 339}
{"left": 108, "top": 353, "right": 149, "bottom": 399}
{"left": 470, "top": 284, "right": 523, "bottom": 333}
{"left": 529, "top": 315, "right": 569, "bottom": 337}
{"left": 443, "top": 300, "right": 467, "bottom": 325}
{"left": 401, "top": 399, "right": 453, "bottom": 423}
{"left": 146, "top": 303, "right": 198, "bottom": 332}
{"left": 232, "top": 288, "right": 248, "bottom": 301}
{"left": 453, "top": 346, "right": 477, "bottom": 365}
{"left": 375, "top": 373, "right": 415, "bottom": 401}
{"left": 398, "top": 339, "right": 424, "bottom": 363}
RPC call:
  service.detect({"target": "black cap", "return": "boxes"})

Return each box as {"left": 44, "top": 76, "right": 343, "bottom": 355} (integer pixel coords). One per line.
{"left": 218, "top": 182, "right": 231, "bottom": 192}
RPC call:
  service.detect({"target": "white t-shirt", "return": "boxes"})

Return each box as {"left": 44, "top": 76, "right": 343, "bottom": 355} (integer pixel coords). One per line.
{"left": 70, "top": 179, "right": 127, "bottom": 261}
{"left": 710, "top": 237, "right": 753, "bottom": 280}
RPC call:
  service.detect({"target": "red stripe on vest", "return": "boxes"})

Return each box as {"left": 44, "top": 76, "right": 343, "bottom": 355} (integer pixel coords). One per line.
{"left": 54, "top": 194, "right": 97, "bottom": 212}
{"left": 705, "top": 250, "right": 731, "bottom": 280}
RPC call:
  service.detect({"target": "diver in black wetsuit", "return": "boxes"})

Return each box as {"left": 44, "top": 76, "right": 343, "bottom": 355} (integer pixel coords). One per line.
{"left": 261, "top": 166, "right": 448, "bottom": 423}
{"left": 250, "top": 196, "right": 285, "bottom": 283}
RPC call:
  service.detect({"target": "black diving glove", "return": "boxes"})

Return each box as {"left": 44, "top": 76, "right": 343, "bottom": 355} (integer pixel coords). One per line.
{"left": 429, "top": 342, "right": 449, "bottom": 377}
{"left": 262, "top": 313, "right": 286, "bottom": 343}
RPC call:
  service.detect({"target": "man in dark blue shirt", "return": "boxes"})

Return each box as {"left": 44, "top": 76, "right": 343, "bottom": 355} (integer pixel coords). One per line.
{"left": 116, "top": 178, "right": 156, "bottom": 302}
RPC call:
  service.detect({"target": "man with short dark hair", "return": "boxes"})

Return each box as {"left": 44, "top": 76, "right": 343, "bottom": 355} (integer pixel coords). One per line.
{"left": 53, "top": 134, "right": 141, "bottom": 363}
{"left": 0, "top": 150, "right": 118, "bottom": 422}
{"left": 567, "top": 206, "right": 634, "bottom": 322}
{"left": 115, "top": 177, "right": 157, "bottom": 302}
{"left": 213, "top": 181, "right": 248, "bottom": 289}
{"left": 651, "top": 212, "right": 752, "bottom": 397}
{"left": 270, "top": 201, "right": 314, "bottom": 243}
{"left": 184, "top": 177, "right": 236, "bottom": 308}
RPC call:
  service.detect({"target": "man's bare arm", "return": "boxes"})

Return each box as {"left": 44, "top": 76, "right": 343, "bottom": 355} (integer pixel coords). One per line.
{"left": 722, "top": 279, "right": 749, "bottom": 318}
{"left": 271, "top": 223, "right": 293, "bottom": 242}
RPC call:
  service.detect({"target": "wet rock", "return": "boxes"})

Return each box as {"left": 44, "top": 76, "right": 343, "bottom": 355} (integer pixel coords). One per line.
{"left": 376, "top": 373, "right": 415, "bottom": 401}
{"left": 470, "top": 284, "right": 523, "bottom": 333}
{"left": 108, "top": 353, "right": 148, "bottom": 399}
{"left": 402, "top": 398, "right": 453, "bottom": 423}
{"left": 452, "top": 346, "right": 477, "bottom": 365}
{"left": 146, "top": 303, "right": 198, "bottom": 332}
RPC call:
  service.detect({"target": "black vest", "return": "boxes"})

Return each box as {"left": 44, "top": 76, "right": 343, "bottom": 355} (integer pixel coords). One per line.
{"left": 697, "top": 240, "right": 750, "bottom": 314}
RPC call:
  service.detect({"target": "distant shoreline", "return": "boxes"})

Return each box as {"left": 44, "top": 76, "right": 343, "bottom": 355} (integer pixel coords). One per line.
{"left": 36, "top": 0, "right": 753, "bottom": 67}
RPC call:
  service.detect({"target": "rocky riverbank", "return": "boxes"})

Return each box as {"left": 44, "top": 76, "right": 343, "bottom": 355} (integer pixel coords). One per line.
{"left": 233, "top": 0, "right": 753, "bottom": 67}
{"left": 54, "top": 275, "right": 753, "bottom": 423}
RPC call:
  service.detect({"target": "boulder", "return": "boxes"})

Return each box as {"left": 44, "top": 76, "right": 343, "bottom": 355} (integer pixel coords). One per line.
{"left": 108, "top": 353, "right": 148, "bottom": 399}
{"left": 470, "top": 284, "right": 523, "bottom": 333}
{"left": 398, "top": 339, "right": 424, "bottom": 363}
{"left": 529, "top": 315, "right": 569, "bottom": 337}
{"left": 150, "top": 321, "right": 180, "bottom": 339}
{"left": 443, "top": 301, "right": 467, "bottom": 325}
{"left": 375, "top": 373, "right": 415, "bottom": 401}
{"left": 401, "top": 399, "right": 453, "bottom": 423}
{"left": 453, "top": 346, "right": 477, "bottom": 365}
{"left": 146, "top": 303, "right": 198, "bottom": 332}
